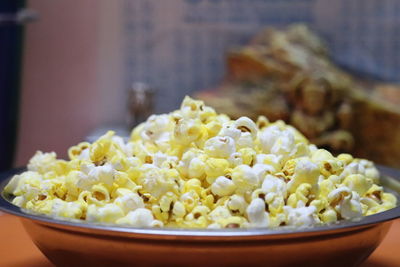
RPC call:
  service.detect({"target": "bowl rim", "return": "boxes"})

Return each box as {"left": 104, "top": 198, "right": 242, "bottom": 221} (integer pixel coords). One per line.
{"left": 1, "top": 166, "right": 399, "bottom": 238}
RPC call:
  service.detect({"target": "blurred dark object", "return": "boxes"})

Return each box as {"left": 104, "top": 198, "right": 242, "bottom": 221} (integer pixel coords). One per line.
{"left": 126, "top": 82, "right": 154, "bottom": 129}
{"left": 196, "top": 24, "right": 400, "bottom": 168}
{"left": 0, "top": 0, "right": 27, "bottom": 171}
{"left": 0, "top": 8, "right": 37, "bottom": 25}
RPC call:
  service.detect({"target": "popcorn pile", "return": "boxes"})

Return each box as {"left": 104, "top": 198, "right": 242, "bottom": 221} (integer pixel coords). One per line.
{"left": 4, "top": 97, "right": 396, "bottom": 229}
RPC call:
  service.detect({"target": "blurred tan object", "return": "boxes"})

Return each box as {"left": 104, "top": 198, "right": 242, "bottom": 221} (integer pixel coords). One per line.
{"left": 127, "top": 82, "right": 155, "bottom": 129}
{"left": 196, "top": 24, "right": 400, "bottom": 167}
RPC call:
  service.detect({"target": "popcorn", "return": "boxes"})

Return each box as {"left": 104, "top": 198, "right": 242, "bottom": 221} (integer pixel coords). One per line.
{"left": 228, "top": 152, "right": 243, "bottom": 167}
{"left": 246, "top": 198, "right": 269, "bottom": 227}
{"left": 173, "top": 118, "right": 205, "bottom": 145}
{"left": 117, "top": 208, "right": 163, "bottom": 227}
{"left": 256, "top": 115, "right": 269, "bottom": 129}
{"left": 211, "top": 176, "right": 236, "bottom": 197}
{"left": 253, "top": 164, "right": 276, "bottom": 182}
{"left": 255, "top": 154, "right": 282, "bottom": 171}
{"left": 287, "top": 158, "right": 319, "bottom": 194}
{"left": 140, "top": 114, "right": 173, "bottom": 146}
{"left": 87, "top": 204, "right": 124, "bottom": 223}
{"left": 209, "top": 206, "right": 232, "bottom": 222}
{"left": 238, "top": 148, "right": 256, "bottom": 166}
{"left": 91, "top": 184, "right": 111, "bottom": 202}
{"left": 205, "top": 158, "right": 229, "bottom": 183}
{"left": 114, "top": 190, "right": 144, "bottom": 214}
{"left": 259, "top": 125, "right": 296, "bottom": 159}
{"left": 87, "top": 163, "right": 115, "bottom": 186}
{"left": 342, "top": 174, "right": 373, "bottom": 197}
{"left": 337, "top": 192, "right": 363, "bottom": 220}
{"left": 204, "top": 136, "right": 236, "bottom": 158}
{"left": 172, "top": 201, "right": 186, "bottom": 218}
{"left": 262, "top": 174, "right": 287, "bottom": 198}
{"left": 187, "top": 157, "right": 206, "bottom": 179}
{"left": 27, "top": 152, "right": 68, "bottom": 180}
{"left": 320, "top": 208, "right": 338, "bottom": 223}
{"left": 233, "top": 117, "right": 258, "bottom": 139}
{"left": 232, "top": 165, "right": 259, "bottom": 193}
{"left": 219, "top": 122, "right": 241, "bottom": 140}
{"left": 5, "top": 96, "right": 396, "bottom": 229}
{"left": 284, "top": 205, "right": 319, "bottom": 227}
{"left": 227, "top": 194, "right": 247, "bottom": 215}
{"left": 180, "top": 191, "right": 200, "bottom": 212}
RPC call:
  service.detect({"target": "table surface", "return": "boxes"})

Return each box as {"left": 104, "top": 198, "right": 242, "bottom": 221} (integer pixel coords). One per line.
{"left": 0, "top": 213, "right": 399, "bottom": 267}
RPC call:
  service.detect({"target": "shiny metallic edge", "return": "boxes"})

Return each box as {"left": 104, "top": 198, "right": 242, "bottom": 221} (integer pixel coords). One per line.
{"left": 1, "top": 166, "right": 399, "bottom": 238}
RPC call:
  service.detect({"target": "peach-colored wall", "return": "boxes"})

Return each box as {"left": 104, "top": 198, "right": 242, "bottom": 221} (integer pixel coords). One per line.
{"left": 16, "top": 1, "right": 101, "bottom": 165}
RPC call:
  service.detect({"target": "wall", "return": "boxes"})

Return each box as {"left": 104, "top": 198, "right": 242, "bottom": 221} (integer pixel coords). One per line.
{"left": 16, "top": 1, "right": 104, "bottom": 165}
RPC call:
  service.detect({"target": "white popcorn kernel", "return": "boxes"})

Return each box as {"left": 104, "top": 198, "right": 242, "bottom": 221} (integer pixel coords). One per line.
{"left": 172, "top": 201, "right": 186, "bottom": 218}
{"left": 308, "top": 144, "right": 318, "bottom": 153}
{"left": 152, "top": 152, "right": 168, "bottom": 168}
{"left": 262, "top": 174, "right": 287, "bottom": 198}
{"left": 342, "top": 174, "right": 373, "bottom": 197}
{"left": 127, "top": 156, "right": 142, "bottom": 167}
{"left": 228, "top": 195, "right": 247, "bottom": 214}
{"left": 114, "top": 192, "right": 144, "bottom": 214}
{"left": 340, "top": 193, "right": 363, "bottom": 220}
{"left": 27, "top": 151, "right": 58, "bottom": 173}
{"left": 259, "top": 125, "right": 298, "bottom": 160}
{"left": 87, "top": 204, "right": 124, "bottom": 223}
{"left": 78, "top": 148, "right": 90, "bottom": 160}
{"left": 228, "top": 152, "right": 243, "bottom": 167}
{"left": 328, "top": 187, "right": 351, "bottom": 204}
{"left": 270, "top": 130, "right": 296, "bottom": 157}
{"left": 117, "top": 208, "right": 162, "bottom": 227}
{"left": 173, "top": 118, "right": 203, "bottom": 144}
{"left": 88, "top": 163, "right": 115, "bottom": 186}
{"left": 178, "top": 149, "right": 203, "bottom": 177}
{"left": 211, "top": 176, "right": 236, "bottom": 197}
{"left": 311, "top": 149, "right": 335, "bottom": 163}
{"left": 112, "top": 136, "right": 126, "bottom": 151}
{"left": 365, "top": 168, "right": 379, "bottom": 183}
{"left": 284, "top": 205, "right": 319, "bottom": 227}
{"left": 51, "top": 199, "right": 67, "bottom": 217}
{"left": 287, "top": 158, "right": 319, "bottom": 194}
{"left": 232, "top": 165, "right": 259, "bottom": 193}
{"left": 258, "top": 126, "right": 281, "bottom": 153}
{"left": 252, "top": 164, "right": 276, "bottom": 182}
{"left": 204, "top": 136, "right": 236, "bottom": 158}
{"left": 255, "top": 154, "right": 283, "bottom": 170}
{"left": 207, "top": 223, "right": 222, "bottom": 229}
{"left": 209, "top": 206, "right": 232, "bottom": 222}
{"left": 219, "top": 122, "right": 241, "bottom": 140}
{"left": 75, "top": 172, "right": 98, "bottom": 190}
{"left": 235, "top": 132, "right": 255, "bottom": 149}
{"left": 340, "top": 161, "right": 365, "bottom": 179}
{"left": 233, "top": 116, "right": 258, "bottom": 139}
{"left": 188, "top": 157, "right": 206, "bottom": 179}
{"left": 246, "top": 198, "right": 269, "bottom": 227}
{"left": 12, "top": 196, "right": 26, "bottom": 207}
{"left": 329, "top": 189, "right": 363, "bottom": 220}
{"left": 141, "top": 114, "right": 172, "bottom": 145}
{"left": 4, "top": 174, "right": 22, "bottom": 195}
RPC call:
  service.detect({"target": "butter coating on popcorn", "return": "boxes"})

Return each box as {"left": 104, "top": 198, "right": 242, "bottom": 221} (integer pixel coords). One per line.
{"left": 4, "top": 96, "right": 397, "bottom": 229}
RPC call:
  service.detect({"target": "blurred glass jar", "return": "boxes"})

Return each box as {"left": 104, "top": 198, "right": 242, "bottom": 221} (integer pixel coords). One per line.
{"left": 126, "top": 82, "right": 155, "bottom": 129}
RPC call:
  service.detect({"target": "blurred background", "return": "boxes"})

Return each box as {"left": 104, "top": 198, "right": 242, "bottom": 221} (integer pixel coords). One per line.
{"left": 1, "top": 0, "right": 399, "bottom": 171}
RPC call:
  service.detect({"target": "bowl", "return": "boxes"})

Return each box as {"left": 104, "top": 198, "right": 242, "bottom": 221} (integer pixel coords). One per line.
{"left": 1, "top": 166, "right": 399, "bottom": 267}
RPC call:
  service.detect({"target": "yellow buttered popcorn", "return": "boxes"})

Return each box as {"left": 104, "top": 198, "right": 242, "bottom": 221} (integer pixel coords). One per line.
{"left": 4, "top": 96, "right": 397, "bottom": 229}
